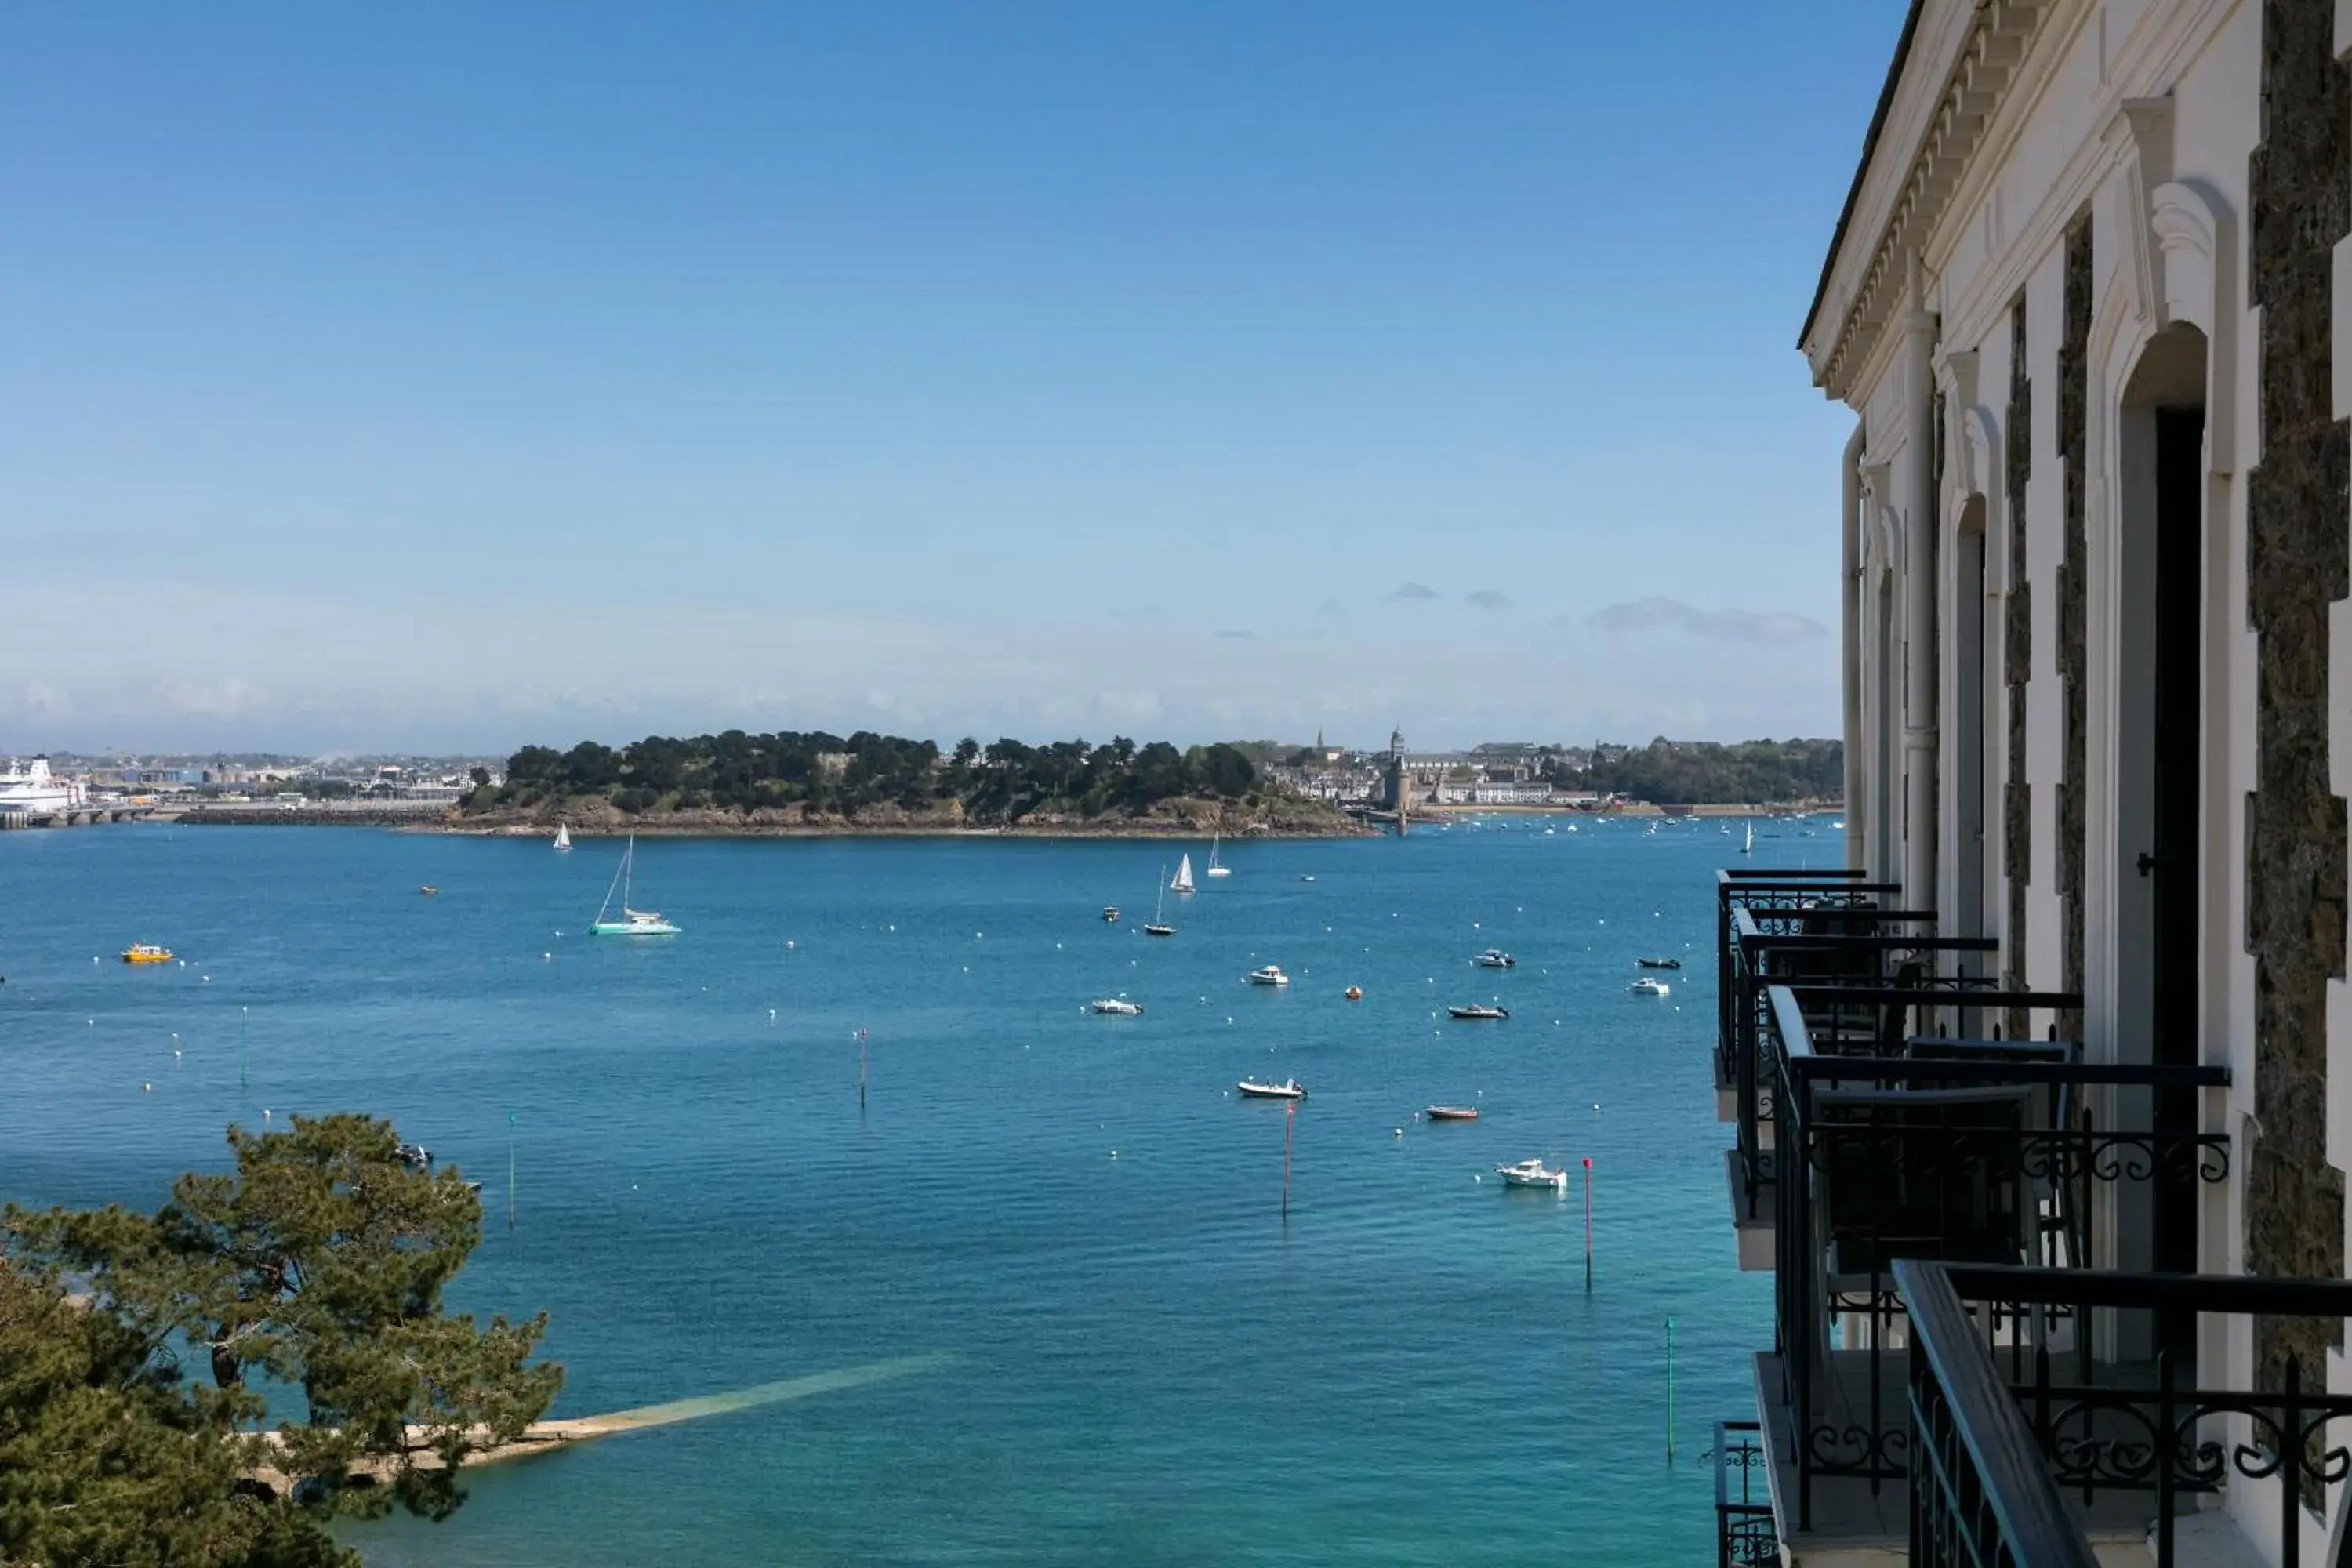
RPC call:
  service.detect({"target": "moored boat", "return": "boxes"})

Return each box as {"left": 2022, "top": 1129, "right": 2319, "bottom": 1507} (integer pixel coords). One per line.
{"left": 1244, "top": 964, "right": 1290, "bottom": 986}
{"left": 120, "top": 944, "right": 172, "bottom": 964}
{"left": 1447, "top": 1004, "right": 1509, "bottom": 1020}
{"left": 1236, "top": 1077, "right": 1306, "bottom": 1100}
{"left": 554, "top": 822, "right": 572, "bottom": 851}
{"left": 1425, "top": 1105, "right": 1479, "bottom": 1122}
{"left": 1494, "top": 1157, "right": 1568, "bottom": 1190}
{"left": 1090, "top": 997, "right": 1144, "bottom": 1016}
{"left": 1635, "top": 956, "right": 1682, "bottom": 970}
{"left": 1628, "top": 978, "right": 1671, "bottom": 997}
{"left": 1171, "top": 855, "right": 1196, "bottom": 895}
{"left": 589, "top": 836, "right": 681, "bottom": 936}
{"left": 1102, "top": 905, "right": 1120, "bottom": 924}
{"left": 1205, "top": 833, "right": 1231, "bottom": 877}
{"left": 1473, "top": 949, "right": 1515, "bottom": 968}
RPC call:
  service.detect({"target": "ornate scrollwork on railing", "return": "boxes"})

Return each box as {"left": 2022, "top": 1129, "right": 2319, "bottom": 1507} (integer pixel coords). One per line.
{"left": 2029, "top": 1390, "right": 2352, "bottom": 1501}
{"left": 1804, "top": 1418, "right": 1909, "bottom": 1479}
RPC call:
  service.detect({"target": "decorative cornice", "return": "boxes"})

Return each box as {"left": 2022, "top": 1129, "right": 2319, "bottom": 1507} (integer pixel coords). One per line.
{"left": 1806, "top": 0, "right": 2057, "bottom": 402}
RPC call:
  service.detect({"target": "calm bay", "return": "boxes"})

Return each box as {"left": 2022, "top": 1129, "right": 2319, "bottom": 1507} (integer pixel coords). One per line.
{"left": 0, "top": 815, "right": 1799, "bottom": 1565}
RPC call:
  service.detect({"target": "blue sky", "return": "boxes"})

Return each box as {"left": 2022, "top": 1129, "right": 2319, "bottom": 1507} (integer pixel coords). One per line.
{"left": 2, "top": 4, "right": 1901, "bottom": 754}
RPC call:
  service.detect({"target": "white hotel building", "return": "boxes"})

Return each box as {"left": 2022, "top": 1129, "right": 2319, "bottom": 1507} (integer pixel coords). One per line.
{"left": 1712, "top": 2, "right": 2352, "bottom": 1565}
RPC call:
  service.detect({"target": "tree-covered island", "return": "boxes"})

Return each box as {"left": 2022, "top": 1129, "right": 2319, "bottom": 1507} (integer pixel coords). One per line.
{"left": 457, "top": 730, "right": 1368, "bottom": 836}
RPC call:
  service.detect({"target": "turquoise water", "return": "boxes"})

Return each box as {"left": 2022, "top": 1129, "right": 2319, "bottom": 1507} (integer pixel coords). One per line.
{"left": 0, "top": 817, "right": 1794, "bottom": 1564}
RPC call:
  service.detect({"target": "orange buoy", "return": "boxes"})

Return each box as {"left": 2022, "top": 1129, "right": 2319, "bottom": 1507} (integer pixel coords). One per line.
{"left": 1345, "top": 985, "right": 1363, "bottom": 1001}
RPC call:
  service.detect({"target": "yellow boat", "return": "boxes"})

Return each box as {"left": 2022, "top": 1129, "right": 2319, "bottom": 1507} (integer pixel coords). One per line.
{"left": 120, "top": 944, "right": 172, "bottom": 964}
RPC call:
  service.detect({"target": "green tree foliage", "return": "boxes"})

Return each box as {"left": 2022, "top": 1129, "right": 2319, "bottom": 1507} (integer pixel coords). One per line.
{"left": 476, "top": 729, "right": 1265, "bottom": 823}
{"left": 3, "top": 1115, "right": 561, "bottom": 1566}
{"left": 1566, "top": 737, "right": 1843, "bottom": 806}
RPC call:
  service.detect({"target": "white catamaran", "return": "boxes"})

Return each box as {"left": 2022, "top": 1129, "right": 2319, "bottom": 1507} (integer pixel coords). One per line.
{"left": 590, "top": 835, "right": 679, "bottom": 935}
{"left": 1205, "top": 833, "right": 1231, "bottom": 877}
{"left": 554, "top": 822, "right": 572, "bottom": 852}
{"left": 1171, "top": 854, "right": 1196, "bottom": 895}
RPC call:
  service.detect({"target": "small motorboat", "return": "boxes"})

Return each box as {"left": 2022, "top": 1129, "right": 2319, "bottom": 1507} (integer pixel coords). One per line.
{"left": 1636, "top": 956, "right": 1682, "bottom": 970}
{"left": 396, "top": 1142, "right": 434, "bottom": 1170}
{"left": 1145, "top": 923, "right": 1175, "bottom": 938}
{"left": 419, "top": 885, "right": 439, "bottom": 896}
{"left": 1425, "top": 1105, "right": 1479, "bottom": 1122}
{"left": 1299, "top": 874, "right": 1317, "bottom": 882}
{"left": 1473, "top": 949, "right": 1515, "bottom": 969}
{"left": 120, "top": 945, "right": 172, "bottom": 964}
{"left": 1245, "top": 964, "right": 1291, "bottom": 986}
{"left": 1628, "top": 978, "right": 1671, "bottom": 997}
{"left": 1494, "top": 1157, "right": 1568, "bottom": 1191}
{"left": 1090, "top": 998, "right": 1144, "bottom": 1016}
{"left": 1447, "top": 1004, "right": 1510, "bottom": 1020}
{"left": 1102, "top": 906, "right": 1120, "bottom": 924}
{"left": 1344, "top": 985, "right": 1363, "bottom": 1001}
{"left": 1237, "top": 1078, "right": 1307, "bottom": 1100}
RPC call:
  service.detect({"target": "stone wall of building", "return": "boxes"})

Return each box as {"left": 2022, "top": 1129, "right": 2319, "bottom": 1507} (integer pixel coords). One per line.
{"left": 2056, "top": 216, "right": 2092, "bottom": 1040}
{"left": 2244, "top": 0, "right": 2350, "bottom": 1384}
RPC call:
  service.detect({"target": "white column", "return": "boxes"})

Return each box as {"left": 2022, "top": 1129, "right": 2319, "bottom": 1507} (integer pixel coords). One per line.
{"left": 1902, "top": 253, "right": 1940, "bottom": 915}
{"left": 1842, "top": 423, "right": 1867, "bottom": 872}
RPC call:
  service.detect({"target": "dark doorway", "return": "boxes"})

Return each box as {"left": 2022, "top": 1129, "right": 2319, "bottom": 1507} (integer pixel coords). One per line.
{"left": 2148, "top": 401, "right": 2202, "bottom": 1276}
{"left": 2115, "top": 324, "right": 2207, "bottom": 1334}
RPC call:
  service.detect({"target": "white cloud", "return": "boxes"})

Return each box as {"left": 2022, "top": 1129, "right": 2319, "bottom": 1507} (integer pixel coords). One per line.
{"left": 1585, "top": 597, "right": 1828, "bottom": 644}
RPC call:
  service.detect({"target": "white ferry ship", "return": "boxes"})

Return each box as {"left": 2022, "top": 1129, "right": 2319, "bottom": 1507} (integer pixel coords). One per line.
{"left": 0, "top": 757, "right": 86, "bottom": 818}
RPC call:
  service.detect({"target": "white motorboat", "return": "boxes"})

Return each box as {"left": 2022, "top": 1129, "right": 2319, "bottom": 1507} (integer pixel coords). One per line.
{"left": 554, "top": 822, "right": 572, "bottom": 851}
{"left": 1447, "top": 1004, "right": 1509, "bottom": 1020}
{"left": 1205, "top": 833, "right": 1232, "bottom": 877}
{"left": 1628, "top": 978, "right": 1671, "bottom": 997}
{"left": 1473, "top": 949, "right": 1515, "bottom": 969}
{"left": 1171, "top": 855, "right": 1196, "bottom": 895}
{"left": 1494, "top": 1158, "right": 1569, "bottom": 1191}
{"left": 1090, "top": 997, "right": 1144, "bottom": 1016}
{"left": 1236, "top": 1077, "right": 1306, "bottom": 1100}
{"left": 1245, "top": 964, "right": 1290, "bottom": 986}
{"left": 589, "top": 836, "right": 681, "bottom": 936}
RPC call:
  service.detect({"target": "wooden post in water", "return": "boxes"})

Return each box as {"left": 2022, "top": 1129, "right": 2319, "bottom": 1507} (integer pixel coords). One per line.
{"left": 1282, "top": 1100, "right": 1294, "bottom": 1218}
{"left": 1583, "top": 1156, "right": 1593, "bottom": 1292}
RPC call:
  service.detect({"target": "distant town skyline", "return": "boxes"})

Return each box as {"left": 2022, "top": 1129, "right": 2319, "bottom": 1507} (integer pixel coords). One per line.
{"left": 4, "top": 5, "right": 1899, "bottom": 751}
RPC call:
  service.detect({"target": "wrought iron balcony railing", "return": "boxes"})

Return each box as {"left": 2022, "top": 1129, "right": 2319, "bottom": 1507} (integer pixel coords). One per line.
{"left": 1761, "top": 983, "right": 2229, "bottom": 1531}
{"left": 1714, "top": 868, "right": 1890, "bottom": 1073}
{"left": 1901, "top": 1262, "right": 2352, "bottom": 1568}
{"left": 1723, "top": 910, "right": 2005, "bottom": 1216}
{"left": 1714, "top": 1418, "right": 1775, "bottom": 1568}
{"left": 1733, "top": 974, "right": 2083, "bottom": 1227}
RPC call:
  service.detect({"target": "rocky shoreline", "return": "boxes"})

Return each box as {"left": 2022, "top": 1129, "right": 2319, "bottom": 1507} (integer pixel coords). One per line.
{"left": 426, "top": 793, "right": 1374, "bottom": 840}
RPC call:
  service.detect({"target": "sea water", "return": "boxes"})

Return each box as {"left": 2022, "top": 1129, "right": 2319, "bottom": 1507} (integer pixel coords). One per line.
{"left": 0, "top": 816, "right": 1802, "bottom": 1565}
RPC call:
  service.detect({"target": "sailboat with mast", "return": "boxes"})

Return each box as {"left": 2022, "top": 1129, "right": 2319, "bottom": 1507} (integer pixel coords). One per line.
{"left": 1205, "top": 832, "right": 1231, "bottom": 877}
{"left": 1171, "top": 854, "right": 1196, "bottom": 895}
{"left": 1741, "top": 819, "right": 1754, "bottom": 856}
{"left": 554, "top": 822, "right": 572, "bottom": 852}
{"left": 589, "top": 835, "right": 680, "bottom": 935}
{"left": 1145, "top": 864, "right": 1175, "bottom": 937}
